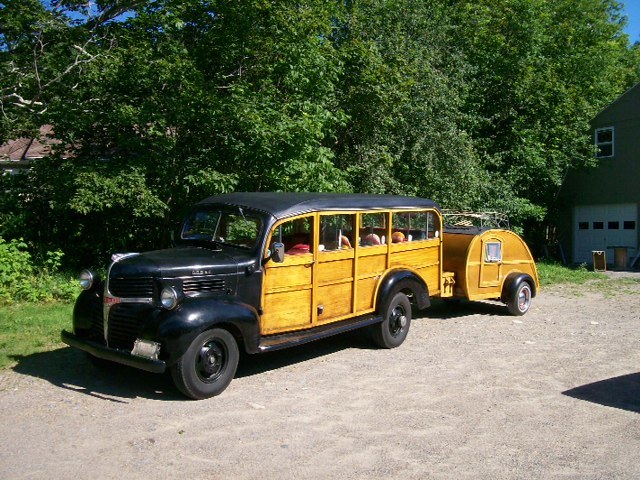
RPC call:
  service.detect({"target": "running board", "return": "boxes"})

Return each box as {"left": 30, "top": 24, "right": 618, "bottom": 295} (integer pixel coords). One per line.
{"left": 258, "top": 314, "right": 383, "bottom": 352}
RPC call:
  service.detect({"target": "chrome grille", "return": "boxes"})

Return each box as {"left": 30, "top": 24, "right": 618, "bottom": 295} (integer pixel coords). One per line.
{"left": 183, "top": 277, "right": 225, "bottom": 294}
{"left": 109, "top": 277, "right": 154, "bottom": 298}
{"left": 107, "top": 304, "right": 153, "bottom": 350}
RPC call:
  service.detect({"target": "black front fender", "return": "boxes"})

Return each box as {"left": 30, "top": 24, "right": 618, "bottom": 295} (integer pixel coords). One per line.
{"left": 143, "top": 297, "right": 261, "bottom": 366}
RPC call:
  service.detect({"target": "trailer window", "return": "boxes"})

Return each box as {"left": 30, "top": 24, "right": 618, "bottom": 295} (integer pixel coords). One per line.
{"left": 485, "top": 242, "right": 502, "bottom": 263}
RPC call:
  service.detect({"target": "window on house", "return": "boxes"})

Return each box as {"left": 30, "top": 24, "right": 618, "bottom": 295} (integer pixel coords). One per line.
{"left": 624, "top": 221, "right": 636, "bottom": 230}
{"left": 578, "top": 222, "right": 589, "bottom": 230}
{"left": 595, "top": 127, "right": 614, "bottom": 158}
{"left": 593, "top": 222, "right": 604, "bottom": 230}
{"left": 608, "top": 221, "right": 619, "bottom": 230}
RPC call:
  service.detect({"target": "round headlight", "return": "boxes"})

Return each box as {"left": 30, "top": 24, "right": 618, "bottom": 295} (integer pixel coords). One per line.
{"left": 79, "top": 270, "right": 95, "bottom": 290}
{"left": 161, "top": 286, "right": 179, "bottom": 310}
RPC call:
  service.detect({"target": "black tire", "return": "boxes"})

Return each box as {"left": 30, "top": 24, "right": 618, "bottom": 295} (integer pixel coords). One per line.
{"left": 372, "top": 292, "right": 412, "bottom": 348}
{"left": 170, "top": 328, "right": 239, "bottom": 400}
{"left": 506, "top": 281, "right": 532, "bottom": 316}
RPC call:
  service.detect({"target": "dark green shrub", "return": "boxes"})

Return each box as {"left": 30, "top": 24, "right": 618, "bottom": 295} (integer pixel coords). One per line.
{"left": 0, "top": 237, "right": 79, "bottom": 304}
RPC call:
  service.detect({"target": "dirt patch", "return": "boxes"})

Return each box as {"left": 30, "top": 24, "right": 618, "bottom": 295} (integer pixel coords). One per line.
{"left": 1, "top": 282, "right": 639, "bottom": 479}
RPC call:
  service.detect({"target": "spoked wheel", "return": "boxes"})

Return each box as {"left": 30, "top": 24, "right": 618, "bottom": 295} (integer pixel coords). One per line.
{"left": 507, "top": 281, "right": 532, "bottom": 316}
{"left": 372, "top": 292, "right": 412, "bottom": 348}
{"left": 171, "top": 328, "right": 239, "bottom": 399}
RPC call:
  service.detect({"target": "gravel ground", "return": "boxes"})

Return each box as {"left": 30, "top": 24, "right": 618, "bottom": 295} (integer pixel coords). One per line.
{"left": 1, "top": 279, "right": 639, "bottom": 479}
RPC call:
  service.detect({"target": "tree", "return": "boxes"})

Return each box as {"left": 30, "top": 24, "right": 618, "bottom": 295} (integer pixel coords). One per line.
{"left": 448, "top": 0, "right": 639, "bottom": 226}
{"left": 333, "top": 0, "right": 489, "bottom": 209}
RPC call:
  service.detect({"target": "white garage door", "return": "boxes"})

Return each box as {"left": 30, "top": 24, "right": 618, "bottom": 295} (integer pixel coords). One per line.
{"left": 573, "top": 204, "right": 638, "bottom": 264}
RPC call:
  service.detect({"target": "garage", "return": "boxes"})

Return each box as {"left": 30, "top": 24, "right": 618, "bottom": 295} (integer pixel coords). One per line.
{"left": 573, "top": 203, "right": 638, "bottom": 265}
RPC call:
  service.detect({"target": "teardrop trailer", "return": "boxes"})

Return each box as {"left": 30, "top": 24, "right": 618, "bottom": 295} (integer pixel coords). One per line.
{"left": 62, "top": 192, "right": 539, "bottom": 399}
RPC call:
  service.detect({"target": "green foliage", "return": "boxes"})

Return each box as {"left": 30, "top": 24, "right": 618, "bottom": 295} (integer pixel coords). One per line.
{"left": 1, "top": 0, "right": 639, "bottom": 270}
{"left": 0, "top": 237, "right": 79, "bottom": 304}
{"left": 0, "top": 302, "right": 72, "bottom": 369}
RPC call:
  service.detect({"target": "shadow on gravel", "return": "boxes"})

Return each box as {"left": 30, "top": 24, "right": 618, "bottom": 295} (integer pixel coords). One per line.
{"left": 425, "top": 298, "right": 510, "bottom": 319}
{"left": 563, "top": 373, "right": 640, "bottom": 414}
{"left": 10, "top": 348, "right": 181, "bottom": 402}
{"left": 9, "top": 329, "right": 375, "bottom": 401}
{"left": 236, "top": 328, "right": 373, "bottom": 378}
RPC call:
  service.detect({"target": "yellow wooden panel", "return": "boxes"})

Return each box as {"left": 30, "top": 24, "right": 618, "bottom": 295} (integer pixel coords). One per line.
{"left": 264, "top": 263, "right": 312, "bottom": 291}
{"left": 418, "top": 265, "right": 441, "bottom": 295}
{"left": 389, "top": 245, "right": 440, "bottom": 269}
{"left": 316, "top": 282, "right": 353, "bottom": 323}
{"left": 317, "top": 258, "right": 354, "bottom": 285}
{"left": 262, "top": 288, "right": 312, "bottom": 334}
{"left": 357, "top": 254, "right": 386, "bottom": 277}
{"left": 356, "top": 277, "right": 377, "bottom": 311}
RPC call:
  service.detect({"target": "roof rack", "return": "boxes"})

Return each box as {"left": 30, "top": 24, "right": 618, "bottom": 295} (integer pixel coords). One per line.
{"left": 442, "top": 210, "right": 510, "bottom": 230}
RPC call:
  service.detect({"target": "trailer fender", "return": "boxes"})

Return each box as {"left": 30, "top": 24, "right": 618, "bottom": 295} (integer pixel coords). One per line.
{"left": 501, "top": 272, "right": 537, "bottom": 304}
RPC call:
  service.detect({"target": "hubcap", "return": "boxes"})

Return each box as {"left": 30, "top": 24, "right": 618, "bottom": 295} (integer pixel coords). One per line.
{"left": 390, "top": 305, "right": 407, "bottom": 337}
{"left": 518, "top": 286, "right": 531, "bottom": 312}
{"left": 197, "top": 340, "right": 226, "bottom": 382}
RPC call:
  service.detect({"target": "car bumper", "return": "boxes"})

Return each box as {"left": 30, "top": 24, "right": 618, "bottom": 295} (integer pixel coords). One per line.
{"left": 61, "top": 330, "right": 167, "bottom": 374}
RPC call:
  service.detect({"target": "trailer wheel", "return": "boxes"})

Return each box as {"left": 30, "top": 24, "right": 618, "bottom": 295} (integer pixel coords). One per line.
{"left": 373, "top": 292, "right": 411, "bottom": 348}
{"left": 506, "top": 281, "right": 532, "bottom": 316}
{"left": 171, "top": 328, "right": 239, "bottom": 400}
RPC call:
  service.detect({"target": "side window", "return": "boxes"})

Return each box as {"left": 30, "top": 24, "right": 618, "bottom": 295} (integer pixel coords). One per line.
{"left": 360, "top": 213, "right": 387, "bottom": 246}
{"left": 485, "top": 242, "right": 502, "bottom": 263}
{"left": 320, "top": 214, "right": 355, "bottom": 252}
{"left": 392, "top": 210, "right": 440, "bottom": 242}
{"left": 272, "top": 216, "right": 314, "bottom": 255}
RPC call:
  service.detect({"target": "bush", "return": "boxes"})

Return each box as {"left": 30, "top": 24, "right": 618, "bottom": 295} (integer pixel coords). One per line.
{"left": 0, "top": 237, "right": 79, "bottom": 304}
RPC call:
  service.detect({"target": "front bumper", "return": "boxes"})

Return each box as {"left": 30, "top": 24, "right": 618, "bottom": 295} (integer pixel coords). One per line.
{"left": 61, "top": 330, "right": 166, "bottom": 374}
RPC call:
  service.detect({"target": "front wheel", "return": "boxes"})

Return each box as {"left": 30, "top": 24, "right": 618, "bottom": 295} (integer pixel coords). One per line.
{"left": 171, "top": 328, "right": 239, "bottom": 400}
{"left": 506, "top": 281, "right": 532, "bottom": 316}
{"left": 372, "top": 292, "right": 412, "bottom": 348}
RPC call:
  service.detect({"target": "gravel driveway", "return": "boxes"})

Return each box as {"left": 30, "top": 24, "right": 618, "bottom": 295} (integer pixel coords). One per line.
{"left": 1, "top": 278, "right": 639, "bottom": 479}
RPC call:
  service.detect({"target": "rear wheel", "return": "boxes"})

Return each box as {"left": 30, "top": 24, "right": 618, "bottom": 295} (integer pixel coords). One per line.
{"left": 171, "top": 328, "right": 239, "bottom": 399}
{"left": 373, "top": 292, "right": 412, "bottom": 348}
{"left": 506, "top": 281, "right": 532, "bottom": 316}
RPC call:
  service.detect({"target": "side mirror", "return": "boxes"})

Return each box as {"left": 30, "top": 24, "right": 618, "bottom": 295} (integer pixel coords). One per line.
{"left": 271, "top": 242, "right": 285, "bottom": 263}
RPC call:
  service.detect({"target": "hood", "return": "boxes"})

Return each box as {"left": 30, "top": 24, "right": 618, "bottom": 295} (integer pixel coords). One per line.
{"left": 109, "top": 247, "right": 241, "bottom": 279}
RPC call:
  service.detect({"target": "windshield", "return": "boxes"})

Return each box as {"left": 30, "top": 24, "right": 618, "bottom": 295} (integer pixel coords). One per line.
{"left": 181, "top": 208, "right": 263, "bottom": 249}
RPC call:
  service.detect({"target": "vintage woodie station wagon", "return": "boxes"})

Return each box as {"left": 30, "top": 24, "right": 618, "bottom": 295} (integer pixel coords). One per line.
{"left": 62, "top": 192, "right": 539, "bottom": 399}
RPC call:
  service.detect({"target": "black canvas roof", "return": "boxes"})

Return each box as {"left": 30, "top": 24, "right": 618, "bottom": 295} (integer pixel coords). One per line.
{"left": 198, "top": 192, "right": 440, "bottom": 220}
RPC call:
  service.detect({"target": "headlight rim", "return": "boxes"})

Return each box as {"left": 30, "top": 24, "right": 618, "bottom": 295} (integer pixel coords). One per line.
{"left": 79, "top": 269, "right": 97, "bottom": 290}
{"left": 160, "top": 286, "right": 179, "bottom": 310}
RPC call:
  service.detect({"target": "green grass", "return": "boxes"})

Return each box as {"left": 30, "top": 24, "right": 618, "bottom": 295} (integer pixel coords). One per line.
{"left": 0, "top": 302, "right": 73, "bottom": 369}
{"left": 536, "top": 260, "right": 608, "bottom": 286}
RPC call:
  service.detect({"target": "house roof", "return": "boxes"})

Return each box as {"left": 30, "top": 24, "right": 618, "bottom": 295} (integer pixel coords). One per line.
{"left": 198, "top": 192, "right": 440, "bottom": 220}
{"left": 592, "top": 82, "right": 640, "bottom": 126}
{"left": 0, "top": 125, "right": 60, "bottom": 161}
